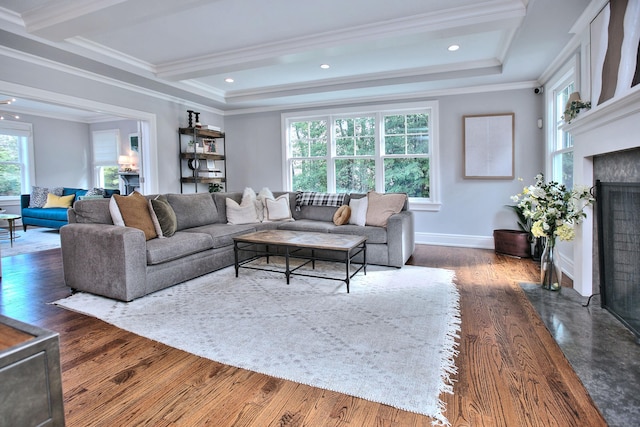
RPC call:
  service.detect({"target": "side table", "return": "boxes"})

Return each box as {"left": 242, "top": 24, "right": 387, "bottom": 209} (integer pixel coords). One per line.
{"left": 0, "top": 213, "right": 21, "bottom": 247}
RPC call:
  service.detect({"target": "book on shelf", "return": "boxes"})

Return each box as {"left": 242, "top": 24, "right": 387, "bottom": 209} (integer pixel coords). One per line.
{"left": 198, "top": 170, "right": 223, "bottom": 178}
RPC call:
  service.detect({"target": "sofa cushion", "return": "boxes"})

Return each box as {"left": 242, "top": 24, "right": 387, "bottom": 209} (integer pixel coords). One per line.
{"left": 333, "top": 205, "right": 351, "bottom": 225}
{"left": 328, "top": 224, "right": 388, "bottom": 244}
{"left": 150, "top": 195, "right": 177, "bottom": 237}
{"left": 348, "top": 196, "right": 368, "bottom": 226}
{"left": 145, "top": 231, "right": 214, "bottom": 265}
{"left": 111, "top": 192, "right": 158, "bottom": 241}
{"left": 264, "top": 195, "right": 294, "bottom": 222}
{"left": 365, "top": 191, "right": 407, "bottom": 227}
{"left": 43, "top": 193, "right": 75, "bottom": 208}
{"left": 63, "top": 187, "right": 89, "bottom": 199}
{"left": 166, "top": 193, "right": 218, "bottom": 231}
{"left": 72, "top": 199, "right": 114, "bottom": 224}
{"left": 226, "top": 198, "right": 260, "bottom": 224}
{"left": 29, "top": 186, "right": 63, "bottom": 208}
{"left": 21, "top": 207, "right": 69, "bottom": 221}
{"left": 184, "top": 223, "right": 258, "bottom": 249}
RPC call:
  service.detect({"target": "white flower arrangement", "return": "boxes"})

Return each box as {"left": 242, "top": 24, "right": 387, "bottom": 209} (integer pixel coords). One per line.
{"left": 510, "top": 174, "right": 594, "bottom": 244}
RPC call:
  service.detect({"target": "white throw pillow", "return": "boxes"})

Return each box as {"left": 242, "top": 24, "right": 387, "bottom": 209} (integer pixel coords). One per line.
{"left": 264, "top": 195, "right": 294, "bottom": 222}
{"left": 241, "top": 187, "right": 257, "bottom": 206}
{"left": 226, "top": 198, "right": 260, "bottom": 224}
{"left": 256, "top": 187, "right": 275, "bottom": 222}
{"left": 109, "top": 196, "right": 125, "bottom": 226}
{"left": 348, "top": 196, "right": 368, "bottom": 226}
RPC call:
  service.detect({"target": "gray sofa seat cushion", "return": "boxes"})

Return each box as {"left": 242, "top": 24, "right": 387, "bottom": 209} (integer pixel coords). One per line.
{"left": 166, "top": 193, "right": 218, "bottom": 231}
{"left": 276, "top": 220, "right": 387, "bottom": 244}
{"left": 328, "top": 224, "right": 387, "bottom": 244}
{"left": 184, "top": 223, "right": 258, "bottom": 249}
{"left": 146, "top": 231, "right": 213, "bottom": 265}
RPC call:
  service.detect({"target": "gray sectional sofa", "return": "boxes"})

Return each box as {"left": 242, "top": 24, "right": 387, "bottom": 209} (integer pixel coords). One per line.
{"left": 60, "top": 191, "right": 415, "bottom": 302}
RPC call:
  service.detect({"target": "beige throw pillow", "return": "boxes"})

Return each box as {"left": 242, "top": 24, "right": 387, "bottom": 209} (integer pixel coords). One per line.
{"left": 333, "top": 205, "right": 351, "bottom": 225}
{"left": 264, "top": 195, "right": 294, "bottom": 222}
{"left": 226, "top": 198, "right": 260, "bottom": 224}
{"left": 365, "top": 191, "right": 407, "bottom": 227}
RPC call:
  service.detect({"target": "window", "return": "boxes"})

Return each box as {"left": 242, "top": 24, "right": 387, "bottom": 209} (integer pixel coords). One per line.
{"left": 283, "top": 102, "right": 439, "bottom": 210}
{"left": 0, "top": 121, "right": 34, "bottom": 199}
{"left": 92, "top": 130, "right": 120, "bottom": 190}
{"left": 551, "top": 80, "right": 575, "bottom": 189}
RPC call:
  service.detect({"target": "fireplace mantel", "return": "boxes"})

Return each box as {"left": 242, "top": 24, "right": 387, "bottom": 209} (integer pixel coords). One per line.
{"left": 566, "top": 87, "right": 640, "bottom": 138}
{"left": 567, "top": 87, "right": 640, "bottom": 296}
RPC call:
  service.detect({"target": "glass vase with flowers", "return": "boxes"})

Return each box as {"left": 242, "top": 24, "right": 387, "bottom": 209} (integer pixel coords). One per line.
{"left": 511, "top": 174, "right": 594, "bottom": 290}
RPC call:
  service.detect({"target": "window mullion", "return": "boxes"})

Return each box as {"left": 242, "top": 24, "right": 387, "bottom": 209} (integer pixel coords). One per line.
{"left": 327, "top": 115, "right": 336, "bottom": 193}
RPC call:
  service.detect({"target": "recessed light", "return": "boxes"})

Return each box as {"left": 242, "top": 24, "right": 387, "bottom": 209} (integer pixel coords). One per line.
{"left": 224, "top": 78, "right": 234, "bottom": 83}
{"left": 448, "top": 44, "right": 460, "bottom": 52}
{"left": 320, "top": 64, "right": 330, "bottom": 69}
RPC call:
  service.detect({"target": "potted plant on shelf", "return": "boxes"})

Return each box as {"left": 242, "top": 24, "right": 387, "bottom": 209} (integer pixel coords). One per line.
{"left": 562, "top": 92, "right": 591, "bottom": 124}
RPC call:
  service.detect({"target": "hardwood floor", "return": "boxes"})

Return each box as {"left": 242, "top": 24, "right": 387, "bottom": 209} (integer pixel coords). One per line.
{"left": 0, "top": 246, "right": 607, "bottom": 426}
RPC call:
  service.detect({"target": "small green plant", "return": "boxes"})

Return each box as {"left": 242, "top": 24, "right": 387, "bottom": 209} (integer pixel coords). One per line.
{"left": 562, "top": 100, "right": 591, "bottom": 124}
{"left": 506, "top": 204, "right": 533, "bottom": 241}
{"left": 208, "top": 183, "right": 223, "bottom": 193}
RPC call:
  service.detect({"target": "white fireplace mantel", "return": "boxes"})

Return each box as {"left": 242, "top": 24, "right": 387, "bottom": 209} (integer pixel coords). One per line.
{"left": 566, "top": 87, "right": 640, "bottom": 296}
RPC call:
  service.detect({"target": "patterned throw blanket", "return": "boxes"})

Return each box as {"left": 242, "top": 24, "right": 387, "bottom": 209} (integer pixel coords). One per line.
{"left": 295, "top": 191, "right": 346, "bottom": 210}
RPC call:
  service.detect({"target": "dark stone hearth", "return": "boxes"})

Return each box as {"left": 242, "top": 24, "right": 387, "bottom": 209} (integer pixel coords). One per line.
{"left": 522, "top": 284, "right": 640, "bottom": 427}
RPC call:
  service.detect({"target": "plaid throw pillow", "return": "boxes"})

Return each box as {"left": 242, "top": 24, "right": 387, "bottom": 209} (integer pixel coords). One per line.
{"left": 295, "top": 192, "right": 346, "bottom": 210}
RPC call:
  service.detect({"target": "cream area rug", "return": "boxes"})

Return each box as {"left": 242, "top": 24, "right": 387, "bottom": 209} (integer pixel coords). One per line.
{"left": 54, "top": 261, "right": 460, "bottom": 426}
{"left": 0, "top": 227, "right": 61, "bottom": 257}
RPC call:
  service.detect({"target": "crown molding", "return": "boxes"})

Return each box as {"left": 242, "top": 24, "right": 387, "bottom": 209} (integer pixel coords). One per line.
{"left": 224, "top": 59, "right": 502, "bottom": 103}
{"left": 223, "top": 80, "right": 537, "bottom": 116}
{"left": 0, "top": 45, "right": 226, "bottom": 116}
{"left": 157, "top": 0, "right": 525, "bottom": 80}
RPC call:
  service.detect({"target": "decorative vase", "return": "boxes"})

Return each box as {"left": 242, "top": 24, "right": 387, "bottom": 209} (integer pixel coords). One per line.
{"left": 532, "top": 237, "right": 544, "bottom": 261}
{"left": 540, "top": 238, "right": 562, "bottom": 291}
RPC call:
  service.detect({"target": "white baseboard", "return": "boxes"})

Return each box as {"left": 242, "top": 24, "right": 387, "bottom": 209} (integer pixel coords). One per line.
{"left": 415, "top": 232, "right": 494, "bottom": 249}
{"left": 415, "top": 232, "right": 576, "bottom": 279}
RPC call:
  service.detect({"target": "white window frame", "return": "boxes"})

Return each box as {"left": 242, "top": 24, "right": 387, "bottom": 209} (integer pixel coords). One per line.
{"left": 0, "top": 120, "right": 35, "bottom": 203}
{"left": 282, "top": 101, "right": 441, "bottom": 211}
{"left": 546, "top": 57, "right": 579, "bottom": 188}
{"left": 91, "top": 129, "right": 120, "bottom": 189}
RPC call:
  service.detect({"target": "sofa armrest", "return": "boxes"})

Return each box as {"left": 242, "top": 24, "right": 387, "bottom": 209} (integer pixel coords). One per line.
{"left": 386, "top": 210, "right": 415, "bottom": 267}
{"left": 60, "top": 224, "right": 147, "bottom": 302}
{"left": 21, "top": 194, "right": 30, "bottom": 210}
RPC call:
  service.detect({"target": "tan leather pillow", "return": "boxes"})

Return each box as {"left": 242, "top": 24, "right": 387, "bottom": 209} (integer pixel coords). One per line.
{"left": 365, "top": 191, "right": 407, "bottom": 227}
{"left": 333, "top": 205, "right": 351, "bottom": 225}
{"left": 112, "top": 191, "right": 158, "bottom": 240}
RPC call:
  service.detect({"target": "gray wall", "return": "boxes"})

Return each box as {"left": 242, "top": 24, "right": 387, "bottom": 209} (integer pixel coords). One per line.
{"left": 2, "top": 53, "right": 543, "bottom": 245}
{"left": 225, "top": 88, "right": 544, "bottom": 244}
{"left": 0, "top": 54, "right": 224, "bottom": 195}
{"left": 19, "top": 113, "right": 90, "bottom": 189}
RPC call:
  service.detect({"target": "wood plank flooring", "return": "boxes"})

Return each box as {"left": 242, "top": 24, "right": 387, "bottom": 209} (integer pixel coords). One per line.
{"left": 0, "top": 245, "right": 607, "bottom": 426}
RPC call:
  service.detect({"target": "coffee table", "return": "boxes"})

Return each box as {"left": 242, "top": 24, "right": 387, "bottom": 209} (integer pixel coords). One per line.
{"left": 233, "top": 230, "right": 367, "bottom": 292}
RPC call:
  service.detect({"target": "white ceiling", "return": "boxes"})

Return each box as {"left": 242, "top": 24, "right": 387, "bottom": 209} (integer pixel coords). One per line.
{"left": 0, "top": 0, "right": 592, "bottom": 119}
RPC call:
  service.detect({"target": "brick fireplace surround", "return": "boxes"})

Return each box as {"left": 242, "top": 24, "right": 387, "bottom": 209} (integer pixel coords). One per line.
{"left": 567, "top": 87, "right": 640, "bottom": 296}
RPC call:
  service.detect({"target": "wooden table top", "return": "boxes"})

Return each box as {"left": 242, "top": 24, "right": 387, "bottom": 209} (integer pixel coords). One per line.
{"left": 234, "top": 230, "right": 366, "bottom": 251}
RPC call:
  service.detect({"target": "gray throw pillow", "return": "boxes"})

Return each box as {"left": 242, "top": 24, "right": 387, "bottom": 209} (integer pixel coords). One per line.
{"left": 29, "top": 186, "right": 63, "bottom": 208}
{"left": 151, "top": 195, "right": 177, "bottom": 237}
{"left": 166, "top": 193, "right": 218, "bottom": 231}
